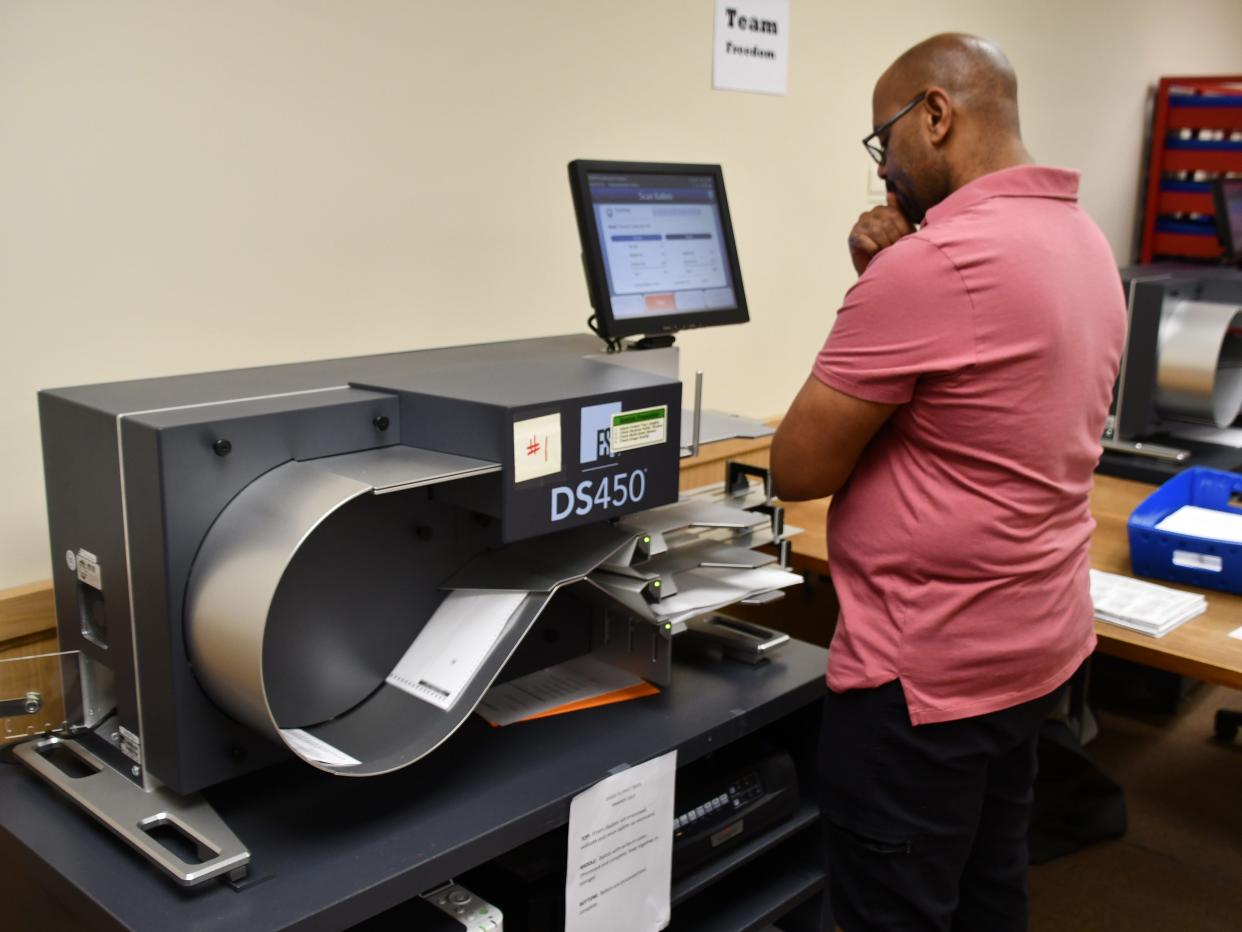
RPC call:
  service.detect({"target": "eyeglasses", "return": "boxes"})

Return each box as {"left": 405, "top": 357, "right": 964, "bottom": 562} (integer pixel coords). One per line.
{"left": 862, "top": 91, "right": 926, "bottom": 165}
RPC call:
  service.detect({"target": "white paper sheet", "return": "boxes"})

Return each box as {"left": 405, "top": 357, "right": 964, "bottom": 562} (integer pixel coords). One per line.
{"left": 386, "top": 590, "right": 527, "bottom": 710}
{"left": 566, "top": 750, "right": 677, "bottom": 932}
{"left": 279, "top": 728, "right": 361, "bottom": 767}
{"left": 619, "top": 499, "right": 768, "bottom": 536}
{"left": 1155, "top": 504, "right": 1242, "bottom": 544}
{"left": 476, "top": 656, "right": 649, "bottom": 727}
{"left": 712, "top": 0, "right": 790, "bottom": 96}
{"left": 647, "top": 565, "right": 804, "bottom": 619}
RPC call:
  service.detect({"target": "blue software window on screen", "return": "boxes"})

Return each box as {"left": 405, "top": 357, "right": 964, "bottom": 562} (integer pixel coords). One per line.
{"left": 588, "top": 172, "right": 736, "bottom": 320}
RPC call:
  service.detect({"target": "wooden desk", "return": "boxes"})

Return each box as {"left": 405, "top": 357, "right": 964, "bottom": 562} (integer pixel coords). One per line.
{"left": 0, "top": 581, "right": 55, "bottom": 652}
{"left": 777, "top": 477, "right": 1242, "bottom": 692}
{"left": 1081, "top": 476, "right": 1242, "bottom": 690}
{"left": 677, "top": 435, "right": 1242, "bottom": 691}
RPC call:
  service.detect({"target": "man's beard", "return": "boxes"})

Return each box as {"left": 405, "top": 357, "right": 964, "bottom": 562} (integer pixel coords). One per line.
{"left": 886, "top": 178, "right": 925, "bottom": 226}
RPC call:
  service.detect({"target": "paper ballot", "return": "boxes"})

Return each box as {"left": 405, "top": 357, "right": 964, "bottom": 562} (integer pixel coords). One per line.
{"left": 648, "top": 565, "right": 804, "bottom": 622}
{"left": 279, "top": 728, "right": 362, "bottom": 767}
{"left": 566, "top": 750, "right": 677, "bottom": 932}
{"left": 386, "top": 590, "right": 527, "bottom": 709}
{"left": 1089, "top": 570, "right": 1207, "bottom": 638}
{"left": 476, "top": 655, "right": 658, "bottom": 727}
{"left": 1155, "top": 505, "right": 1242, "bottom": 544}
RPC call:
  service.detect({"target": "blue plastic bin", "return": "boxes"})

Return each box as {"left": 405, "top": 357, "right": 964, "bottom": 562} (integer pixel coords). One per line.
{"left": 1127, "top": 466, "right": 1242, "bottom": 595}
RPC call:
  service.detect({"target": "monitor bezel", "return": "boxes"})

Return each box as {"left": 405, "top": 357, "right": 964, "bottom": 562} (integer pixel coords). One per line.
{"left": 568, "top": 159, "right": 750, "bottom": 341}
{"left": 1213, "top": 177, "right": 1242, "bottom": 263}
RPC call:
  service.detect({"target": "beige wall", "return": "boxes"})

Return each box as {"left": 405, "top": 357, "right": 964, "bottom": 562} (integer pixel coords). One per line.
{"left": 2, "top": 1, "right": 1241, "bottom": 588}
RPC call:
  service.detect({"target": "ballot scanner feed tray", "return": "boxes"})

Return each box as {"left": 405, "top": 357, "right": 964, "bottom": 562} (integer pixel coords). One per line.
{"left": 309, "top": 445, "right": 500, "bottom": 492}
{"left": 1128, "top": 466, "right": 1242, "bottom": 594}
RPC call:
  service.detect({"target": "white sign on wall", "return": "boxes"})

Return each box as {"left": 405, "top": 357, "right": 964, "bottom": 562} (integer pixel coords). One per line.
{"left": 712, "top": 0, "right": 790, "bottom": 96}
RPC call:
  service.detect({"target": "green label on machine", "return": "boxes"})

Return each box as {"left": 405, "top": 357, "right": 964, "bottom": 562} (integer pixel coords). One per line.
{"left": 611, "top": 405, "right": 667, "bottom": 452}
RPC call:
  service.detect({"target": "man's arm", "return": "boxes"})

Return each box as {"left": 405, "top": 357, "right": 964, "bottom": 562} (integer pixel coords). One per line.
{"left": 770, "top": 375, "right": 897, "bottom": 501}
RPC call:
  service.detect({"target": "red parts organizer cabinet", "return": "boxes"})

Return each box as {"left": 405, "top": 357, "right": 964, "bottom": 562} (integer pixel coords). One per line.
{"left": 1139, "top": 76, "right": 1242, "bottom": 263}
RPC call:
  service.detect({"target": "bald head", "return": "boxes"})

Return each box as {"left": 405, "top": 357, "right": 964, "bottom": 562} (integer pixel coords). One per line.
{"left": 878, "top": 33, "right": 1021, "bottom": 136}
{"left": 868, "top": 34, "right": 1031, "bottom": 223}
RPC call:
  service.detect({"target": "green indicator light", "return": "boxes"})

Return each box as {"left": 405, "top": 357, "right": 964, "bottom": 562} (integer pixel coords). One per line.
{"left": 643, "top": 535, "right": 651, "bottom": 544}
{"left": 664, "top": 623, "right": 672, "bottom": 631}
{"left": 652, "top": 580, "right": 661, "bottom": 588}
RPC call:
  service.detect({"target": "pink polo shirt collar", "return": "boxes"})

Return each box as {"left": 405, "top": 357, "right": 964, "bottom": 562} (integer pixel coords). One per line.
{"left": 923, "top": 164, "right": 1081, "bottom": 227}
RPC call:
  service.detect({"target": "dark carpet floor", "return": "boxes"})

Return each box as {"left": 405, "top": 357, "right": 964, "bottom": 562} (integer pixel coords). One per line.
{"left": 1029, "top": 681, "right": 1242, "bottom": 932}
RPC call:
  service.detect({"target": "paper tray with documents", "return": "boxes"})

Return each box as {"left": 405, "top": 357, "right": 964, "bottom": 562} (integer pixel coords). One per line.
{"left": 1128, "top": 466, "right": 1242, "bottom": 595}
{"left": 591, "top": 495, "right": 802, "bottom": 627}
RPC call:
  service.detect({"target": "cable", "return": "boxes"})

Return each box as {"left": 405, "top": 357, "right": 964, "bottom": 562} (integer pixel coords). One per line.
{"left": 587, "top": 314, "right": 621, "bottom": 353}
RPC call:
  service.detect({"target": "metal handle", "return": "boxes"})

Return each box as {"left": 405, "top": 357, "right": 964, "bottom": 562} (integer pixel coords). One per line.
{"left": 725, "top": 461, "right": 773, "bottom": 501}
{"left": 0, "top": 691, "right": 42, "bottom": 717}
{"left": 1101, "top": 437, "right": 1191, "bottom": 463}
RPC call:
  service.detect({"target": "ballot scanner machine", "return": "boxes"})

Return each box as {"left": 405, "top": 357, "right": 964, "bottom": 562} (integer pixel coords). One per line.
{"left": 1101, "top": 269, "right": 1242, "bottom": 482}
{"left": 9, "top": 334, "right": 797, "bottom": 887}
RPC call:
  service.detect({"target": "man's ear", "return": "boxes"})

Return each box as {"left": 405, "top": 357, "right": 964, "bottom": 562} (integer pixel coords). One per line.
{"left": 924, "top": 87, "right": 952, "bottom": 145}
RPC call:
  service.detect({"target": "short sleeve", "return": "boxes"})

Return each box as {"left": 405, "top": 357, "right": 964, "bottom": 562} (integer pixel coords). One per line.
{"left": 813, "top": 237, "right": 976, "bottom": 405}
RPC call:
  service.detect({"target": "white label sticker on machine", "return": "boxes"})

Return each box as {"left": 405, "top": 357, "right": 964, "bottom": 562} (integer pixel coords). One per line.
{"left": 76, "top": 549, "right": 102, "bottom": 590}
{"left": 117, "top": 725, "right": 141, "bottom": 763}
{"left": 611, "top": 405, "right": 667, "bottom": 453}
{"left": 386, "top": 590, "right": 528, "bottom": 710}
{"left": 513, "top": 412, "right": 563, "bottom": 482}
{"left": 1171, "top": 550, "right": 1223, "bottom": 573}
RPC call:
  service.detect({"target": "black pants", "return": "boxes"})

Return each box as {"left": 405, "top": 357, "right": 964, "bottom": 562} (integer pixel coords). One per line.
{"left": 817, "top": 679, "right": 1065, "bottom": 932}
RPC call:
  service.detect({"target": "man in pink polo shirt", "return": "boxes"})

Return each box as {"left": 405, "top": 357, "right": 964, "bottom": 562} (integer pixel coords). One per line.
{"left": 771, "top": 34, "right": 1126, "bottom": 931}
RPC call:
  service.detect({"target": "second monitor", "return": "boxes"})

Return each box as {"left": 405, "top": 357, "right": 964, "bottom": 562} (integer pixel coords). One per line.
{"left": 1214, "top": 177, "right": 1242, "bottom": 266}
{"left": 569, "top": 160, "right": 749, "bottom": 346}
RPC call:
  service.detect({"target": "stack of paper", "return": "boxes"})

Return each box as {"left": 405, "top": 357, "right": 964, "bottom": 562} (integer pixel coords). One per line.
{"left": 1154, "top": 504, "right": 1242, "bottom": 543}
{"left": 589, "top": 563, "right": 804, "bottom": 628}
{"left": 644, "top": 565, "right": 804, "bottom": 624}
{"left": 474, "top": 655, "right": 658, "bottom": 727}
{"left": 1089, "top": 569, "right": 1207, "bottom": 637}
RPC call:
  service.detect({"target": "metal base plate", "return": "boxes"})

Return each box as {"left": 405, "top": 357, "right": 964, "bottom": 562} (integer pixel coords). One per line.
{"left": 14, "top": 735, "right": 249, "bottom": 886}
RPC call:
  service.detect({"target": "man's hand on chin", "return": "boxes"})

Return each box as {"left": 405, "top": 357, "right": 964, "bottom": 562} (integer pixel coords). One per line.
{"left": 848, "top": 192, "right": 915, "bottom": 275}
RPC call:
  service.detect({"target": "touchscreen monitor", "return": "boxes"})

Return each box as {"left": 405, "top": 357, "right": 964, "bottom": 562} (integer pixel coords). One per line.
{"left": 569, "top": 160, "right": 749, "bottom": 342}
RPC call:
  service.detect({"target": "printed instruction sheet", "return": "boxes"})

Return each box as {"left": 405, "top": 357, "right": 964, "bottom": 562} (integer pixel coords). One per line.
{"left": 565, "top": 749, "right": 677, "bottom": 932}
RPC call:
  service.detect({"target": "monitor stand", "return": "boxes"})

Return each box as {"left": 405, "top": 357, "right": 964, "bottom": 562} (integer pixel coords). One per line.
{"left": 627, "top": 334, "right": 677, "bottom": 351}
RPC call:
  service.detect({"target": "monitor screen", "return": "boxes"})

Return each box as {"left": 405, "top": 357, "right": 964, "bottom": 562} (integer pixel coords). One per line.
{"left": 569, "top": 160, "right": 749, "bottom": 341}
{"left": 1214, "top": 178, "right": 1242, "bottom": 263}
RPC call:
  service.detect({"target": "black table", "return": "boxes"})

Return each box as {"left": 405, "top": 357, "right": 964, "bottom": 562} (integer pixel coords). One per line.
{"left": 0, "top": 641, "right": 828, "bottom": 931}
